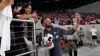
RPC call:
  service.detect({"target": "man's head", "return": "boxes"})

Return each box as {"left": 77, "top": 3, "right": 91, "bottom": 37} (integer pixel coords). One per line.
{"left": 75, "top": 13, "right": 81, "bottom": 19}
{"left": 13, "top": 3, "right": 22, "bottom": 12}
{"left": 92, "top": 26, "right": 95, "bottom": 28}
{"left": 23, "top": 3, "right": 32, "bottom": 14}
{"left": 41, "top": 17, "right": 52, "bottom": 28}
{"left": 80, "top": 27, "right": 83, "bottom": 30}
{"left": 10, "top": 0, "right": 14, "bottom": 5}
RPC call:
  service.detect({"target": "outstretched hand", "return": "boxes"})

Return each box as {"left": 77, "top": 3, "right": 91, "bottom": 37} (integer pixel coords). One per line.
{"left": 31, "top": 11, "right": 38, "bottom": 23}
{"left": 32, "top": 11, "right": 38, "bottom": 18}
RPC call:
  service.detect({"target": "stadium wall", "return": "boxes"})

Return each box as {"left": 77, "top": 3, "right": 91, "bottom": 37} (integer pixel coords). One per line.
{"left": 52, "top": 24, "right": 100, "bottom": 43}
{"left": 73, "top": 1, "right": 100, "bottom": 13}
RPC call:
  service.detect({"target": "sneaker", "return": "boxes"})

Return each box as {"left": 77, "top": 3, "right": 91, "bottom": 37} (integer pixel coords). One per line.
{"left": 91, "top": 42, "right": 94, "bottom": 45}
{"left": 89, "top": 42, "right": 92, "bottom": 44}
{"left": 95, "top": 42, "right": 98, "bottom": 45}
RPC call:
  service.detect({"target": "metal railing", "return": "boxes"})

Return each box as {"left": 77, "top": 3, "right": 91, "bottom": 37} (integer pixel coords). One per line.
{"left": 16, "top": 50, "right": 36, "bottom": 56}
{"left": 11, "top": 19, "right": 36, "bottom": 56}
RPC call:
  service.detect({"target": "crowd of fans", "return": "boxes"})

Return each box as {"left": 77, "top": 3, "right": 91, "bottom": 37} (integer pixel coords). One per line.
{"left": 38, "top": 10, "right": 100, "bottom": 25}
{"left": 13, "top": 2, "right": 100, "bottom": 25}
{"left": 1, "top": 0, "right": 100, "bottom": 56}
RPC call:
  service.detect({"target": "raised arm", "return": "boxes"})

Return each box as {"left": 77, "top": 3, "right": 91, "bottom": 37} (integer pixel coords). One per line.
{"left": 73, "top": 23, "right": 79, "bottom": 31}
{"left": 18, "top": 12, "right": 38, "bottom": 23}
{"left": 58, "top": 21, "right": 79, "bottom": 35}
{"left": 0, "top": 0, "right": 10, "bottom": 11}
{"left": 0, "top": 0, "right": 10, "bottom": 4}
{"left": 59, "top": 27, "right": 76, "bottom": 35}
{"left": 18, "top": 14, "right": 33, "bottom": 20}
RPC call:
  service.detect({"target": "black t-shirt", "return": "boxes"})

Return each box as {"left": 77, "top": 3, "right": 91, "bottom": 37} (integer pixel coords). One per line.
{"left": 11, "top": 12, "right": 24, "bottom": 32}
{"left": 38, "top": 26, "right": 76, "bottom": 56}
{"left": 12, "top": 12, "right": 34, "bottom": 41}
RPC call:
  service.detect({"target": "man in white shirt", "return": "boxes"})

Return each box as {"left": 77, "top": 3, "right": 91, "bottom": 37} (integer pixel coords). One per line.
{"left": 90, "top": 26, "right": 98, "bottom": 45}
{"left": 0, "top": 0, "right": 14, "bottom": 56}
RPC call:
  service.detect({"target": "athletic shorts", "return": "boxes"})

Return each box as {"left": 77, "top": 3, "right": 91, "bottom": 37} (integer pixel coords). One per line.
{"left": 92, "top": 36, "right": 97, "bottom": 39}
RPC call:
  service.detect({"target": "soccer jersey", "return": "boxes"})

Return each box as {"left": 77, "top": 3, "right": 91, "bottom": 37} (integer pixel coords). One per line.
{"left": 38, "top": 26, "right": 75, "bottom": 56}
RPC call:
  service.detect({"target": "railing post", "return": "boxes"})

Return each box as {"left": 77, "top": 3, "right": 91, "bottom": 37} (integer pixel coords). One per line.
{"left": 11, "top": 19, "right": 36, "bottom": 56}
{"left": 33, "top": 21, "right": 37, "bottom": 56}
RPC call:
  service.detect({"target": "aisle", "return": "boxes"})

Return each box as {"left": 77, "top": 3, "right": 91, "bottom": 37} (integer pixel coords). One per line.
{"left": 63, "top": 44, "right": 100, "bottom": 56}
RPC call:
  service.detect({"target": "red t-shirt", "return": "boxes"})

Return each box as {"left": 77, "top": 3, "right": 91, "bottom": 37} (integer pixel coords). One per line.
{"left": 82, "top": 20, "right": 86, "bottom": 25}
{"left": 60, "top": 40, "right": 67, "bottom": 47}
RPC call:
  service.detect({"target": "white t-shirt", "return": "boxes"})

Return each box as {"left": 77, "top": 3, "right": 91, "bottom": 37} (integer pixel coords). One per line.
{"left": 90, "top": 28, "right": 97, "bottom": 36}
{"left": 0, "top": 4, "right": 12, "bottom": 56}
{"left": 0, "top": 4, "right": 12, "bottom": 37}
{"left": 66, "top": 35, "right": 74, "bottom": 40}
{"left": 66, "top": 32, "right": 78, "bottom": 40}
{"left": 43, "top": 33, "right": 54, "bottom": 49}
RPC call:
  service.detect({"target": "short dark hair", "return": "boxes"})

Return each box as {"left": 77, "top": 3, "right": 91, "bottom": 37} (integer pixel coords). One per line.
{"left": 20, "top": 3, "right": 31, "bottom": 14}
{"left": 80, "top": 27, "right": 83, "bottom": 29}
{"left": 41, "top": 18, "right": 46, "bottom": 24}
{"left": 15, "top": 3, "right": 23, "bottom": 8}
{"left": 41, "top": 16, "right": 49, "bottom": 24}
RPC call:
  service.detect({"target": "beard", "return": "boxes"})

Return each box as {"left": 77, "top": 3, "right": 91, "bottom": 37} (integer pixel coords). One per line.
{"left": 45, "top": 24, "right": 52, "bottom": 28}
